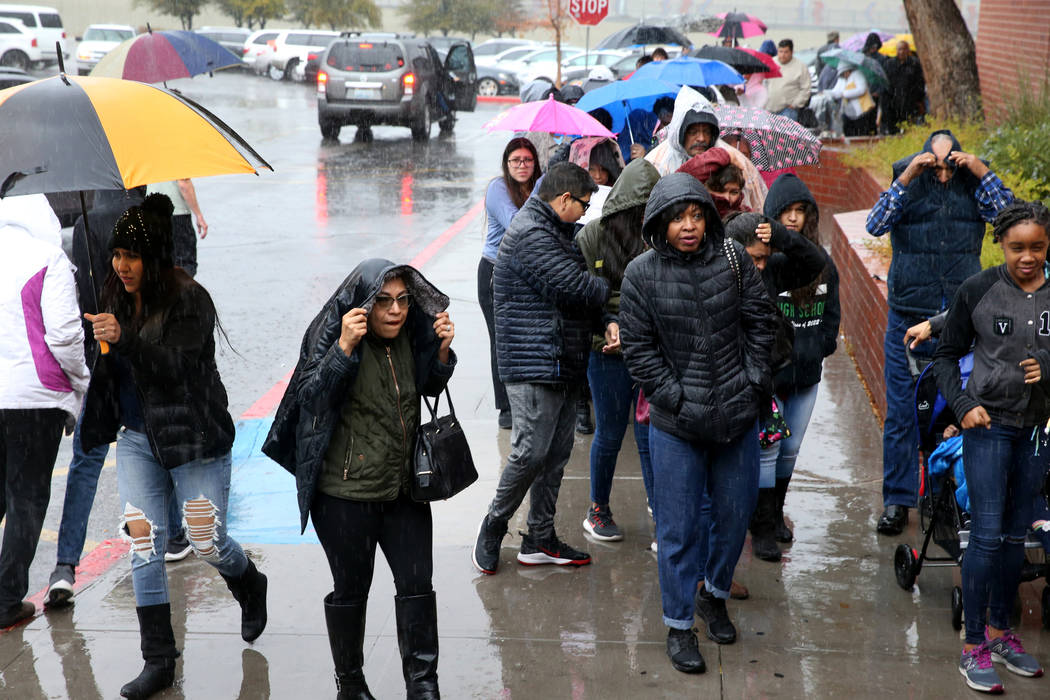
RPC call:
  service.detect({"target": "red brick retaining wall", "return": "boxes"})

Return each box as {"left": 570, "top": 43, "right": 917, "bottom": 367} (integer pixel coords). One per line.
{"left": 976, "top": 0, "right": 1050, "bottom": 122}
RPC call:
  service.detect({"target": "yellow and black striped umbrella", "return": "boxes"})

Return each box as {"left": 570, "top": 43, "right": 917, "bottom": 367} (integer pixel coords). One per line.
{"left": 0, "top": 74, "right": 271, "bottom": 197}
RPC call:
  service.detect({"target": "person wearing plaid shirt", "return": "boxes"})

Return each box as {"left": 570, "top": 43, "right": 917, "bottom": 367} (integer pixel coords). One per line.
{"left": 865, "top": 129, "right": 1014, "bottom": 537}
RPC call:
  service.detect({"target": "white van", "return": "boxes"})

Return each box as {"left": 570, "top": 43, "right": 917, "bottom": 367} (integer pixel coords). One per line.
{"left": 0, "top": 4, "right": 66, "bottom": 65}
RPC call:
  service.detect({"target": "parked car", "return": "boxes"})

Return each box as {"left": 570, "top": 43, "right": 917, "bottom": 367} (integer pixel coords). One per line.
{"left": 473, "top": 38, "right": 539, "bottom": 67}
{"left": 607, "top": 51, "right": 646, "bottom": 79}
{"left": 425, "top": 35, "right": 469, "bottom": 54}
{"left": 0, "top": 16, "right": 41, "bottom": 71}
{"left": 75, "top": 23, "right": 134, "bottom": 75}
{"left": 0, "top": 63, "right": 30, "bottom": 87}
{"left": 267, "top": 28, "right": 340, "bottom": 81}
{"left": 304, "top": 31, "right": 403, "bottom": 84}
{"left": 195, "top": 26, "right": 251, "bottom": 61}
{"left": 558, "top": 49, "right": 633, "bottom": 83}
{"left": 242, "top": 28, "right": 279, "bottom": 75}
{"left": 0, "top": 4, "right": 65, "bottom": 65}
{"left": 474, "top": 62, "right": 519, "bottom": 96}
{"left": 316, "top": 34, "right": 477, "bottom": 142}
{"left": 486, "top": 44, "right": 545, "bottom": 71}
{"left": 510, "top": 46, "right": 584, "bottom": 84}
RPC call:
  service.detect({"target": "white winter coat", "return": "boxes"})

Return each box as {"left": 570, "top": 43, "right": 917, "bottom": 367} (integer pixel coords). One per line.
{"left": 0, "top": 194, "right": 89, "bottom": 429}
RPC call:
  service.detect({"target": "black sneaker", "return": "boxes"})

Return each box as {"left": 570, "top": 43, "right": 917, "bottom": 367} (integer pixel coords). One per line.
{"left": 517, "top": 532, "right": 592, "bottom": 567}
{"left": 583, "top": 505, "right": 623, "bottom": 541}
{"left": 575, "top": 400, "right": 594, "bottom": 435}
{"left": 695, "top": 586, "right": 736, "bottom": 644}
{"left": 45, "top": 563, "right": 75, "bottom": 608}
{"left": 165, "top": 532, "right": 193, "bottom": 562}
{"left": 472, "top": 515, "right": 507, "bottom": 575}
{"left": 666, "top": 627, "right": 706, "bottom": 674}
{"left": 498, "top": 409, "right": 512, "bottom": 430}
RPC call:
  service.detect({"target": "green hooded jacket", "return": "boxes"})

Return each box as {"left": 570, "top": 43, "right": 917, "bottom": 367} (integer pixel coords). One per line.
{"left": 575, "top": 158, "right": 661, "bottom": 352}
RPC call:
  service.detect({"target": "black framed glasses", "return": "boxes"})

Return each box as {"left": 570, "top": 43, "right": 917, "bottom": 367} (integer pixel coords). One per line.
{"left": 507, "top": 157, "right": 534, "bottom": 167}
{"left": 570, "top": 194, "right": 591, "bottom": 212}
{"left": 374, "top": 293, "right": 413, "bottom": 310}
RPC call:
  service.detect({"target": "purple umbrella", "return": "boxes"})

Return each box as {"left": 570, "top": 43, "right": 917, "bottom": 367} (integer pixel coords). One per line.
{"left": 840, "top": 30, "right": 894, "bottom": 52}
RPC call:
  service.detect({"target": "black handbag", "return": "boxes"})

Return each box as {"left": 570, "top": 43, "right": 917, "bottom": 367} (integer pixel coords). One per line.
{"left": 411, "top": 388, "right": 478, "bottom": 502}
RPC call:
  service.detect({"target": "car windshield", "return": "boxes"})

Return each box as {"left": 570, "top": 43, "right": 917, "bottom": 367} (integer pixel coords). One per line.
{"left": 328, "top": 42, "right": 404, "bottom": 72}
{"left": 84, "top": 28, "right": 133, "bottom": 41}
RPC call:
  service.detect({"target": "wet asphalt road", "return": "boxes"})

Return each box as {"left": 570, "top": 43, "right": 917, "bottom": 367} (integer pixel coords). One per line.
{"left": 5, "top": 69, "right": 1050, "bottom": 698}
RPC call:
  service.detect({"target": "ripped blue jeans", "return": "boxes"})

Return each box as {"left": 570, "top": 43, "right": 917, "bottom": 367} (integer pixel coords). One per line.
{"left": 116, "top": 429, "right": 247, "bottom": 606}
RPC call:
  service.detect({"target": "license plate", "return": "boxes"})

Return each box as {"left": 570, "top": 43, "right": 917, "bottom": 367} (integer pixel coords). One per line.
{"left": 350, "top": 87, "right": 381, "bottom": 100}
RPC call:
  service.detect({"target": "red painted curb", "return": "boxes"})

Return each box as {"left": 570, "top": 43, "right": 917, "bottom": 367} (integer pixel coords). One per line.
{"left": 477, "top": 95, "right": 520, "bottom": 104}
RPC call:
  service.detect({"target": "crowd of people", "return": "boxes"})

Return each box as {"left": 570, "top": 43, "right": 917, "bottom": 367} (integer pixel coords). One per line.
{"left": 0, "top": 43, "right": 1044, "bottom": 700}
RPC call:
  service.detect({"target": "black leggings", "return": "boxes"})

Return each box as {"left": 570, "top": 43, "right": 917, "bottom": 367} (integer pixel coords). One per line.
{"left": 311, "top": 491, "right": 433, "bottom": 605}
{"left": 477, "top": 257, "right": 509, "bottom": 412}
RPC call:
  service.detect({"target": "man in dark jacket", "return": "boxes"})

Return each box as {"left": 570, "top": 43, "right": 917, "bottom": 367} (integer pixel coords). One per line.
{"left": 472, "top": 162, "right": 611, "bottom": 575}
{"left": 866, "top": 130, "right": 1015, "bottom": 535}
{"left": 883, "top": 41, "right": 925, "bottom": 134}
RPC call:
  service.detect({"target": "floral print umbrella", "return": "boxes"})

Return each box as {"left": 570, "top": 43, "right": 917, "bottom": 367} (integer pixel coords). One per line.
{"left": 712, "top": 105, "right": 822, "bottom": 171}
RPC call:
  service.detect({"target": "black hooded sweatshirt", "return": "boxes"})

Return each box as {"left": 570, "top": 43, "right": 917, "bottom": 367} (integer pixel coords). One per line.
{"left": 262, "top": 259, "right": 457, "bottom": 532}
{"left": 620, "top": 173, "right": 775, "bottom": 444}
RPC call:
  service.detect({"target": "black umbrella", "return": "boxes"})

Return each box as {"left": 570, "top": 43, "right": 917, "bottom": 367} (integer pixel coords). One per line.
{"left": 711, "top": 12, "right": 768, "bottom": 40}
{"left": 692, "top": 46, "right": 770, "bottom": 74}
{"left": 595, "top": 24, "right": 693, "bottom": 51}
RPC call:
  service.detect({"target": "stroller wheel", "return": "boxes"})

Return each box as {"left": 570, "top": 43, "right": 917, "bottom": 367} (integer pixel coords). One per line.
{"left": 951, "top": 586, "right": 963, "bottom": 631}
{"left": 1042, "top": 586, "right": 1050, "bottom": 630}
{"left": 894, "top": 544, "right": 918, "bottom": 590}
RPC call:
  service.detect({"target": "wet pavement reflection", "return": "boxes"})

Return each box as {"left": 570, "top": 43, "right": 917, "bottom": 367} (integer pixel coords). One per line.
{"left": 4, "top": 71, "right": 1048, "bottom": 698}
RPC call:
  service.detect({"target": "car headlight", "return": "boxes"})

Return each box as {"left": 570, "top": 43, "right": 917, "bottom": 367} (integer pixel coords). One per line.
{"left": 78, "top": 51, "right": 91, "bottom": 60}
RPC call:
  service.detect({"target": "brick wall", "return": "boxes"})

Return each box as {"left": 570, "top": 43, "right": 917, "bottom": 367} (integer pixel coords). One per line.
{"left": 976, "top": 0, "right": 1050, "bottom": 121}
{"left": 798, "top": 151, "right": 890, "bottom": 421}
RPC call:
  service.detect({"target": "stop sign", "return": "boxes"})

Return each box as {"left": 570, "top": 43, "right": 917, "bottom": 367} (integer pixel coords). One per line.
{"left": 569, "top": 0, "right": 608, "bottom": 26}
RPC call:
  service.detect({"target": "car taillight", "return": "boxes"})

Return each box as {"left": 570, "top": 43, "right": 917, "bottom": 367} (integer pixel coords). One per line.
{"left": 61, "top": 31, "right": 66, "bottom": 38}
{"left": 307, "top": 53, "right": 317, "bottom": 61}
{"left": 31, "top": 38, "right": 37, "bottom": 47}
{"left": 317, "top": 70, "right": 327, "bottom": 95}
{"left": 242, "top": 47, "right": 249, "bottom": 55}
{"left": 402, "top": 72, "right": 415, "bottom": 96}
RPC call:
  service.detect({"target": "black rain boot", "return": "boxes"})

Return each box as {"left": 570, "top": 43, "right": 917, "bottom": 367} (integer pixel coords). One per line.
{"left": 120, "top": 603, "right": 177, "bottom": 699}
{"left": 395, "top": 592, "right": 440, "bottom": 700}
{"left": 323, "top": 593, "right": 376, "bottom": 700}
{"left": 749, "top": 489, "right": 782, "bottom": 562}
{"left": 774, "top": 477, "right": 794, "bottom": 543}
{"left": 221, "top": 558, "right": 268, "bottom": 642}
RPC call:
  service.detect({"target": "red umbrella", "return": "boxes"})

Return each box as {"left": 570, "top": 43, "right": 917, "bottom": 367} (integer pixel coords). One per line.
{"left": 737, "top": 47, "right": 781, "bottom": 77}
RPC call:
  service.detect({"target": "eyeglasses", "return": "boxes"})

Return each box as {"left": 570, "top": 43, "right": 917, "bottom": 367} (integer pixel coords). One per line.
{"left": 570, "top": 194, "right": 591, "bottom": 212}
{"left": 507, "top": 157, "right": 534, "bottom": 167}
{"left": 374, "top": 293, "right": 413, "bottom": 310}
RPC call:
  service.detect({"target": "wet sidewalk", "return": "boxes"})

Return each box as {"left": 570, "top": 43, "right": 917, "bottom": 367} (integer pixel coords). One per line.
{"left": 4, "top": 227, "right": 1050, "bottom": 699}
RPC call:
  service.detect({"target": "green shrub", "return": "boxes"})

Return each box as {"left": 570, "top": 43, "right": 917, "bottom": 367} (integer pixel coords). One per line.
{"left": 839, "top": 118, "right": 987, "bottom": 183}
{"left": 980, "top": 230, "right": 1004, "bottom": 270}
{"left": 980, "top": 121, "right": 1050, "bottom": 203}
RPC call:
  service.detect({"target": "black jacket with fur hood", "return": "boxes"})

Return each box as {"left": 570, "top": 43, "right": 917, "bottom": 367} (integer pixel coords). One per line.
{"left": 619, "top": 173, "right": 775, "bottom": 443}
{"left": 262, "top": 259, "right": 456, "bottom": 532}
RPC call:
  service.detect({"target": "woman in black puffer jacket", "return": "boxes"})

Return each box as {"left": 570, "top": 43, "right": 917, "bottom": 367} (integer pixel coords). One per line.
{"left": 620, "top": 173, "right": 774, "bottom": 675}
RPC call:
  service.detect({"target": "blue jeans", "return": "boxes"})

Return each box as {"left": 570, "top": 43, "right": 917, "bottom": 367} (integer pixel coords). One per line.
{"left": 586, "top": 352, "right": 653, "bottom": 507}
{"left": 55, "top": 414, "right": 109, "bottom": 566}
{"left": 759, "top": 383, "right": 821, "bottom": 488}
{"left": 649, "top": 423, "right": 759, "bottom": 629}
{"left": 777, "top": 107, "right": 799, "bottom": 122}
{"left": 961, "top": 424, "right": 1046, "bottom": 644}
{"left": 116, "top": 429, "right": 247, "bottom": 607}
{"left": 883, "top": 309, "right": 935, "bottom": 507}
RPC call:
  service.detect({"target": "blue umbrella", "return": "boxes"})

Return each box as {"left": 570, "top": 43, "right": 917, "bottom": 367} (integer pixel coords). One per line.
{"left": 574, "top": 78, "right": 678, "bottom": 134}
{"left": 631, "top": 56, "right": 744, "bottom": 87}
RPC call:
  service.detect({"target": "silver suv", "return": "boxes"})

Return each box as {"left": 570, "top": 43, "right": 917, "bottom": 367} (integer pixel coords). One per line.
{"left": 316, "top": 33, "right": 476, "bottom": 142}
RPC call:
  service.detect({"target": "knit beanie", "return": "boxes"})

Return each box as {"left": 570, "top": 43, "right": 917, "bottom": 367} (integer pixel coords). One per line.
{"left": 760, "top": 39, "right": 777, "bottom": 56}
{"left": 763, "top": 173, "right": 816, "bottom": 221}
{"left": 109, "top": 192, "right": 175, "bottom": 266}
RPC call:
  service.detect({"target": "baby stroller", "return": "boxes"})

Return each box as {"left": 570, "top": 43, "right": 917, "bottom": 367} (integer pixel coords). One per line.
{"left": 892, "top": 352, "right": 1050, "bottom": 631}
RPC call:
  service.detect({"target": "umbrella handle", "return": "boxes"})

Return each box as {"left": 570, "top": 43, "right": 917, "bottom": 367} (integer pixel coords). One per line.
{"left": 99, "top": 340, "right": 110, "bottom": 355}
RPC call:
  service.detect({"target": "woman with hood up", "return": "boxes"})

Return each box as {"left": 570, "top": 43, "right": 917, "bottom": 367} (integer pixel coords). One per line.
{"left": 263, "top": 259, "right": 456, "bottom": 700}
{"left": 620, "top": 173, "right": 774, "bottom": 674}
{"left": 79, "top": 194, "right": 267, "bottom": 700}
{"left": 575, "top": 158, "right": 660, "bottom": 542}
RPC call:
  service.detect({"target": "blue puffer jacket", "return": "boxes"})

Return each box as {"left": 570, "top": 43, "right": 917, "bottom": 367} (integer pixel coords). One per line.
{"left": 885, "top": 130, "right": 986, "bottom": 317}
{"left": 494, "top": 195, "right": 610, "bottom": 385}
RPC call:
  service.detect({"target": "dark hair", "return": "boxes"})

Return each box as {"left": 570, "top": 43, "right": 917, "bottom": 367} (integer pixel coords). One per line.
{"left": 588, "top": 140, "right": 622, "bottom": 185}
{"left": 652, "top": 199, "right": 707, "bottom": 242}
{"left": 636, "top": 54, "right": 653, "bottom": 69}
{"left": 708, "top": 163, "right": 744, "bottom": 192}
{"left": 787, "top": 201, "right": 825, "bottom": 308}
{"left": 499, "top": 137, "right": 540, "bottom": 209}
{"left": 537, "top": 162, "right": 597, "bottom": 201}
{"left": 651, "top": 47, "right": 668, "bottom": 60}
{"left": 778, "top": 39, "right": 793, "bottom": 51}
{"left": 598, "top": 203, "right": 646, "bottom": 286}
{"left": 588, "top": 108, "right": 613, "bottom": 131}
{"left": 993, "top": 200, "right": 1050, "bottom": 243}
{"left": 653, "top": 96, "right": 675, "bottom": 116}
{"left": 724, "top": 211, "right": 762, "bottom": 246}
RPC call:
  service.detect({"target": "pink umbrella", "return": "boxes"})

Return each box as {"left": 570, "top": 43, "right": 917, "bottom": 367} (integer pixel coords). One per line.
{"left": 737, "top": 47, "right": 781, "bottom": 77}
{"left": 483, "top": 95, "right": 616, "bottom": 138}
{"left": 841, "top": 30, "right": 894, "bottom": 52}
{"left": 710, "top": 12, "right": 767, "bottom": 40}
